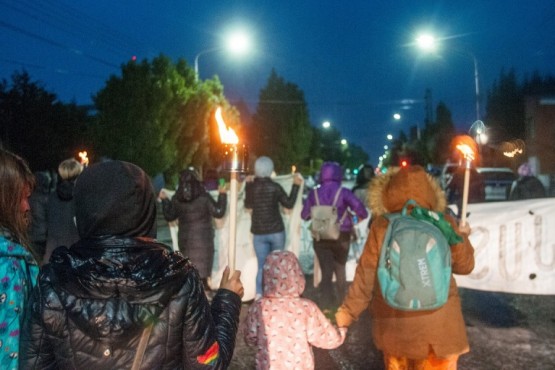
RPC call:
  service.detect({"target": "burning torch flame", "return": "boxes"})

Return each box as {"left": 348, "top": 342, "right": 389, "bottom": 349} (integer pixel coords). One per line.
{"left": 215, "top": 107, "right": 238, "bottom": 144}
{"left": 455, "top": 144, "right": 475, "bottom": 161}
{"left": 78, "top": 151, "right": 89, "bottom": 166}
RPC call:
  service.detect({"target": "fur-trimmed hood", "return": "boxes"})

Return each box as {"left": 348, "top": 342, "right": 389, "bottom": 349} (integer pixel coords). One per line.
{"left": 369, "top": 165, "right": 446, "bottom": 217}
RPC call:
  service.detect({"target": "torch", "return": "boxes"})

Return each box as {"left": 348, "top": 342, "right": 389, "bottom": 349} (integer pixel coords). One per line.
{"left": 78, "top": 151, "right": 89, "bottom": 167}
{"left": 453, "top": 135, "right": 477, "bottom": 227}
{"left": 215, "top": 107, "right": 248, "bottom": 271}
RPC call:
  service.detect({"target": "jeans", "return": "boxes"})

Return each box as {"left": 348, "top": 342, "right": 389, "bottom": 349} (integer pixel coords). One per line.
{"left": 253, "top": 231, "right": 286, "bottom": 295}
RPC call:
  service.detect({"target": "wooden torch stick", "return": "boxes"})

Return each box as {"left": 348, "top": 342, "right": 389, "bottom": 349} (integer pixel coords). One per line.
{"left": 228, "top": 170, "right": 238, "bottom": 271}
{"left": 460, "top": 159, "right": 471, "bottom": 226}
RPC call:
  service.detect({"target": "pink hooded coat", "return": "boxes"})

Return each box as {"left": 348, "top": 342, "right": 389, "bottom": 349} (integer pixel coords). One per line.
{"left": 243, "top": 251, "right": 346, "bottom": 369}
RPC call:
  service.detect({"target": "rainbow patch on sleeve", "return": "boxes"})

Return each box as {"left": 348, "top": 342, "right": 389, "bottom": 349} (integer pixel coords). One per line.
{"left": 197, "top": 341, "right": 219, "bottom": 366}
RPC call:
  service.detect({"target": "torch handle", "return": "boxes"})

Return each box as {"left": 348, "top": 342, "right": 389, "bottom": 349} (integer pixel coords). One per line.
{"left": 228, "top": 171, "right": 238, "bottom": 272}
{"left": 460, "top": 166, "right": 470, "bottom": 227}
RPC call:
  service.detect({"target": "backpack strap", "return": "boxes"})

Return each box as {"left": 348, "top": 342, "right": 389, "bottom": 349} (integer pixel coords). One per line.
{"left": 331, "top": 187, "right": 342, "bottom": 207}
{"left": 313, "top": 188, "right": 321, "bottom": 206}
{"left": 332, "top": 187, "right": 349, "bottom": 227}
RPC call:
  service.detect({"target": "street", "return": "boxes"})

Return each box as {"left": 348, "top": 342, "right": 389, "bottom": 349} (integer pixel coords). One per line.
{"left": 230, "top": 285, "right": 555, "bottom": 370}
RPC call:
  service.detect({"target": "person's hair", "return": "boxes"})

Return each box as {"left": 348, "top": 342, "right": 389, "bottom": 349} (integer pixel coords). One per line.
{"left": 58, "top": 158, "right": 84, "bottom": 181}
{"left": 0, "top": 149, "right": 35, "bottom": 245}
{"left": 355, "top": 164, "right": 374, "bottom": 187}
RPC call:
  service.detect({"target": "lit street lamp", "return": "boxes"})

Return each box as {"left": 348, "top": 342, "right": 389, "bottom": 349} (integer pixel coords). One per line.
{"left": 415, "top": 32, "right": 481, "bottom": 121}
{"left": 194, "top": 30, "right": 251, "bottom": 82}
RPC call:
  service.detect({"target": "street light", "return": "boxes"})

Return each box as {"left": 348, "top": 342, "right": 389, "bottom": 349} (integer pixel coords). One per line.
{"left": 415, "top": 32, "right": 481, "bottom": 121}
{"left": 194, "top": 30, "right": 251, "bottom": 82}
{"left": 322, "top": 121, "right": 331, "bottom": 129}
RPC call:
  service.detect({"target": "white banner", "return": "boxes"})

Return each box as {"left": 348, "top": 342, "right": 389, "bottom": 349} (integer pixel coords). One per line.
{"left": 166, "top": 180, "right": 555, "bottom": 299}
{"left": 453, "top": 198, "right": 555, "bottom": 295}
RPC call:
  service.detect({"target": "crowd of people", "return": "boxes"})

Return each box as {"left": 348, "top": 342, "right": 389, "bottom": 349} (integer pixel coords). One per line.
{"left": 13, "top": 145, "right": 555, "bottom": 369}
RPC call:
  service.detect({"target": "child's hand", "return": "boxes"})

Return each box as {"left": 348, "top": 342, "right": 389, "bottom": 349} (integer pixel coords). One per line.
{"left": 219, "top": 266, "right": 244, "bottom": 298}
{"left": 338, "top": 327, "right": 348, "bottom": 338}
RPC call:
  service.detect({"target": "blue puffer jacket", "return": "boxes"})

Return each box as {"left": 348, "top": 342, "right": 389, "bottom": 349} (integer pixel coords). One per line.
{"left": 301, "top": 162, "right": 368, "bottom": 232}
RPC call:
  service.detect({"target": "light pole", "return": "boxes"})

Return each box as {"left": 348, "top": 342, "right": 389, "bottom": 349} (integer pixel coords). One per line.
{"left": 194, "top": 47, "right": 220, "bottom": 82}
{"left": 415, "top": 33, "right": 481, "bottom": 120}
{"left": 194, "top": 30, "right": 251, "bottom": 82}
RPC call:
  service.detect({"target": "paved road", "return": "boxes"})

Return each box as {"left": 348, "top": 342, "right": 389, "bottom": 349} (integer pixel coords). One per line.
{"left": 230, "top": 286, "right": 555, "bottom": 370}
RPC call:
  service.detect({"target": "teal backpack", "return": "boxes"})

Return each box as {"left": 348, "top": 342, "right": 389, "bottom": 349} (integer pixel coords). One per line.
{"left": 377, "top": 199, "right": 454, "bottom": 311}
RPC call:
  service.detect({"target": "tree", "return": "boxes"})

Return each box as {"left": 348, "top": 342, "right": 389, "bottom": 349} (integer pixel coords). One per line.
{"left": 176, "top": 77, "right": 241, "bottom": 180}
{"left": 251, "top": 69, "right": 312, "bottom": 173}
{"left": 428, "top": 102, "right": 456, "bottom": 165}
{"left": 92, "top": 54, "right": 236, "bottom": 180}
{"left": 0, "top": 71, "right": 88, "bottom": 171}
{"left": 485, "top": 69, "right": 524, "bottom": 143}
{"left": 93, "top": 55, "right": 192, "bottom": 176}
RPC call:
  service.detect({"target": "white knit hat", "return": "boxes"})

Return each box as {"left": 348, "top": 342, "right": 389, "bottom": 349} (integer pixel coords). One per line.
{"left": 254, "top": 156, "right": 274, "bottom": 177}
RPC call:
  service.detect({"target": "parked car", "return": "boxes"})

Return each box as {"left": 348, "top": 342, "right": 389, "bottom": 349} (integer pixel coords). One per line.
{"left": 441, "top": 163, "right": 516, "bottom": 202}
{"left": 476, "top": 167, "right": 517, "bottom": 201}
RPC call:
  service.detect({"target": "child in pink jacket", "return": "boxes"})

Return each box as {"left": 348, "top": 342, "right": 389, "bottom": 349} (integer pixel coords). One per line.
{"left": 244, "top": 250, "right": 347, "bottom": 370}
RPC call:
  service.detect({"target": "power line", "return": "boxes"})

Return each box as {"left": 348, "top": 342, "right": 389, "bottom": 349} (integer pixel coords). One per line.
{"left": 0, "top": 20, "right": 119, "bottom": 69}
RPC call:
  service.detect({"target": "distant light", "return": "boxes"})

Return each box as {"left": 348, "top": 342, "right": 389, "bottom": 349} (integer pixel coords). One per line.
{"left": 416, "top": 33, "right": 438, "bottom": 52}
{"left": 226, "top": 30, "right": 250, "bottom": 55}
{"left": 341, "top": 139, "right": 347, "bottom": 145}
{"left": 401, "top": 160, "right": 408, "bottom": 167}
{"left": 322, "top": 121, "right": 331, "bottom": 129}
{"left": 393, "top": 113, "right": 401, "bottom": 120}
{"left": 384, "top": 145, "right": 388, "bottom": 150}
{"left": 387, "top": 134, "right": 393, "bottom": 140}
{"left": 131, "top": 55, "right": 137, "bottom": 61}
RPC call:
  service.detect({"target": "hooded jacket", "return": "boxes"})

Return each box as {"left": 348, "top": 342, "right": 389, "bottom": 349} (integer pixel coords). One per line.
{"left": 243, "top": 251, "right": 345, "bottom": 370}
{"left": 19, "top": 161, "right": 241, "bottom": 370}
{"left": 0, "top": 230, "right": 39, "bottom": 370}
{"left": 301, "top": 162, "right": 368, "bottom": 232}
{"left": 161, "top": 169, "right": 226, "bottom": 279}
{"left": 336, "top": 165, "right": 475, "bottom": 359}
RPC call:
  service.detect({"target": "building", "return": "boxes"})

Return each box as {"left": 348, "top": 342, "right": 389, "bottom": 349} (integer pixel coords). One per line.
{"left": 525, "top": 96, "right": 555, "bottom": 194}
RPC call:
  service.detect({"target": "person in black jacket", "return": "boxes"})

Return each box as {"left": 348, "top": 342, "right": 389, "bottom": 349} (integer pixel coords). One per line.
{"left": 28, "top": 171, "right": 51, "bottom": 260}
{"left": 159, "top": 168, "right": 227, "bottom": 292}
{"left": 509, "top": 162, "right": 546, "bottom": 200}
{"left": 19, "top": 160, "right": 244, "bottom": 370}
{"left": 244, "top": 156, "right": 303, "bottom": 300}
{"left": 43, "top": 158, "right": 83, "bottom": 265}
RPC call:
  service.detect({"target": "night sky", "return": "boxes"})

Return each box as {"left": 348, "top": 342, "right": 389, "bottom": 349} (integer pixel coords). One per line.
{"left": 2, "top": 1, "right": 555, "bottom": 166}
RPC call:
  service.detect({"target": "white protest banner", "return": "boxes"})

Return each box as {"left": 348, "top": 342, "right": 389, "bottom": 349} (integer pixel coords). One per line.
{"left": 454, "top": 198, "right": 555, "bottom": 295}
{"left": 166, "top": 182, "right": 555, "bottom": 299}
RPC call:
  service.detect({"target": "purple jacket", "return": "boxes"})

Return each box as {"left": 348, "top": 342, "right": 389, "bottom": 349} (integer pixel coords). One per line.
{"left": 301, "top": 162, "right": 368, "bottom": 232}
